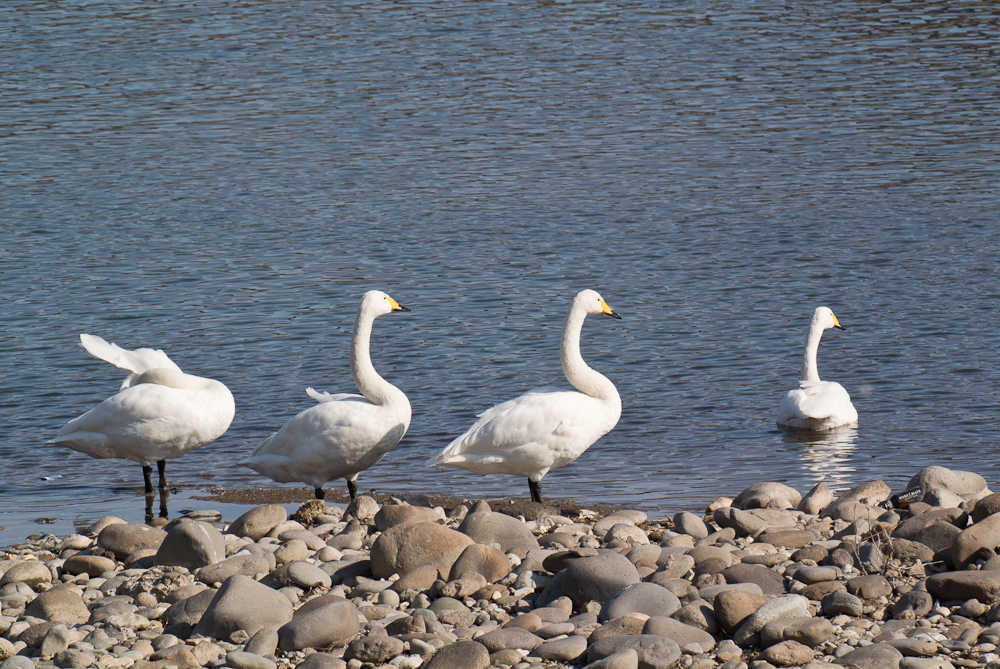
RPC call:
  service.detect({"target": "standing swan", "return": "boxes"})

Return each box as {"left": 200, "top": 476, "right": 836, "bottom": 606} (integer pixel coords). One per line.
{"left": 241, "top": 290, "right": 411, "bottom": 500}
{"left": 777, "top": 306, "right": 859, "bottom": 431}
{"left": 431, "top": 289, "right": 622, "bottom": 503}
{"left": 47, "top": 334, "right": 235, "bottom": 493}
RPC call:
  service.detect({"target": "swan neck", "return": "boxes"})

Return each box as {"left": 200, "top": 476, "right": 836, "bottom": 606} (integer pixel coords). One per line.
{"left": 801, "top": 322, "right": 824, "bottom": 382}
{"left": 350, "top": 306, "right": 403, "bottom": 407}
{"left": 560, "top": 304, "right": 620, "bottom": 404}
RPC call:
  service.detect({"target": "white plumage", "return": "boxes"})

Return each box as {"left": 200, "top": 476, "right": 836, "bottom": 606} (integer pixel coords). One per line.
{"left": 240, "top": 290, "right": 411, "bottom": 500}
{"left": 431, "top": 289, "right": 622, "bottom": 503}
{"left": 777, "top": 306, "right": 859, "bottom": 431}
{"left": 47, "top": 334, "right": 235, "bottom": 492}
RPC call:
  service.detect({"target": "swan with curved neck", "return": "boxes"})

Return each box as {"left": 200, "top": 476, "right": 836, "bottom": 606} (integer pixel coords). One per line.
{"left": 241, "top": 290, "right": 411, "bottom": 500}
{"left": 431, "top": 289, "right": 622, "bottom": 503}
{"left": 777, "top": 306, "right": 858, "bottom": 431}
{"left": 47, "top": 334, "right": 235, "bottom": 493}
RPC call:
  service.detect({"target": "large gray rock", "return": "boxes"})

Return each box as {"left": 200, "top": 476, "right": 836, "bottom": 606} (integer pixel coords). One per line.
{"left": 561, "top": 552, "right": 640, "bottom": 606}
{"left": 96, "top": 523, "right": 167, "bottom": 561}
{"left": 458, "top": 511, "right": 540, "bottom": 554}
{"left": 599, "top": 582, "right": 681, "bottom": 622}
{"left": 760, "top": 617, "right": 833, "bottom": 648}
{"left": 734, "top": 482, "right": 802, "bottom": 510}
{"left": 927, "top": 570, "right": 1000, "bottom": 602}
{"left": 733, "top": 595, "right": 810, "bottom": 647}
{"left": 163, "top": 587, "right": 217, "bottom": 625}
{"left": 798, "top": 483, "right": 834, "bottom": 515}
{"left": 672, "top": 512, "right": 709, "bottom": 540}
{"left": 587, "top": 635, "right": 681, "bottom": 669}
{"left": 370, "top": 522, "right": 474, "bottom": 579}
{"left": 277, "top": 600, "right": 360, "bottom": 651}
{"left": 194, "top": 575, "right": 293, "bottom": 640}
{"left": 475, "top": 627, "right": 543, "bottom": 652}
{"left": 197, "top": 553, "right": 272, "bottom": 586}
{"left": 582, "top": 649, "right": 639, "bottom": 669}
{"left": 972, "top": 492, "right": 1000, "bottom": 523}
{"left": 448, "top": 543, "right": 511, "bottom": 583}
{"left": 293, "top": 654, "right": 346, "bottom": 669}
{"left": 891, "top": 590, "right": 934, "bottom": 619}
{"left": 952, "top": 513, "right": 1000, "bottom": 569}
{"left": 532, "top": 634, "right": 588, "bottom": 662}
{"left": 343, "top": 635, "right": 404, "bottom": 664}
{"left": 721, "top": 563, "right": 785, "bottom": 595}
{"left": 373, "top": 503, "right": 441, "bottom": 532}
{"left": 23, "top": 587, "right": 89, "bottom": 625}
{"left": 822, "top": 589, "right": 864, "bottom": 617}
{"left": 835, "top": 643, "right": 904, "bottom": 669}
{"left": 641, "top": 616, "right": 716, "bottom": 652}
{"left": 908, "top": 466, "right": 989, "bottom": 499}
{"left": 61, "top": 555, "right": 116, "bottom": 577}
{"left": 228, "top": 505, "right": 288, "bottom": 541}
{"left": 155, "top": 519, "right": 226, "bottom": 570}
{"left": 422, "top": 640, "right": 490, "bottom": 669}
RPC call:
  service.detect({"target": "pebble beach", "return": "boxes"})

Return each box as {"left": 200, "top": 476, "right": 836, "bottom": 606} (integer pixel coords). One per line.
{"left": 3, "top": 465, "right": 1000, "bottom": 669}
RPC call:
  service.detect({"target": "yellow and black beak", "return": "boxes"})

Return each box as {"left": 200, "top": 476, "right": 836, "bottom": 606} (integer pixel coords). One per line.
{"left": 832, "top": 314, "right": 845, "bottom": 330}
{"left": 387, "top": 296, "right": 410, "bottom": 312}
{"left": 600, "top": 299, "right": 622, "bottom": 320}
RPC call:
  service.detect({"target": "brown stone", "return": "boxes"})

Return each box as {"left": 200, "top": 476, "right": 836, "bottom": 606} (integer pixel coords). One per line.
{"left": 713, "top": 590, "right": 771, "bottom": 635}
{"left": 370, "top": 522, "right": 474, "bottom": 579}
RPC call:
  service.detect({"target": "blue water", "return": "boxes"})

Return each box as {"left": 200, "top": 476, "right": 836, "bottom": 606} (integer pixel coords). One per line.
{"left": 3, "top": 0, "right": 1000, "bottom": 541}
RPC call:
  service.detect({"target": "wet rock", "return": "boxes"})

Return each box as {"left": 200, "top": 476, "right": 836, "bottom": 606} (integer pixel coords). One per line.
{"left": 194, "top": 575, "right": 294, "bottom": 640}
{"left": 371, "top": 521, "right": 474, "bottom": 579}
{"left": 277, "top": 600, "right": 360, "bottom": 651}
{"left": 458, "top": 510, "right": 540, "bottom": 555}
{"left": 562, "top": 552, "right": 641, "bottom": 606}
{"left": 97, "top": 523, "right": 167, "bottom": 561}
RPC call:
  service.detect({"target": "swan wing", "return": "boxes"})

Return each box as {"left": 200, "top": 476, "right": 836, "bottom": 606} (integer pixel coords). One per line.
{"left": 305, "top": 387, "right": 363, "bottom": 404}
{"left": 777, "top": 380, "right": 858, "bottom": 430}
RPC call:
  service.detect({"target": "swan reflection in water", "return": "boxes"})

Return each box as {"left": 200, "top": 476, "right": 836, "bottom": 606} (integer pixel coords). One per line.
{"left": 782, "top": 425, "right": 859, "bottom": 492}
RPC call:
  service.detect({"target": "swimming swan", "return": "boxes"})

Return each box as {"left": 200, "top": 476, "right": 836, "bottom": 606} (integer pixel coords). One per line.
{"left": 776, "top": 306, "right": 858, "bottom": 431}
{"left": 47, "top": 334, "right": 235, "bottom": 493}
{"left": 431, "top": 289, "right": 622, "bottom": 503}
{"left": 241, "top": 290, "right": 411, "bottom": 500}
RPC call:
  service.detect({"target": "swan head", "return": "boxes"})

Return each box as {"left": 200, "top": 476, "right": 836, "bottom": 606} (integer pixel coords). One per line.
{"left": 360, "top": 290, "right": 410, "bottom": 317}
{"left": 575, "top": 289, "right": 621, "bottom": 319}
{"left": 813, "top": 306, "right": 845, "bottom": 331}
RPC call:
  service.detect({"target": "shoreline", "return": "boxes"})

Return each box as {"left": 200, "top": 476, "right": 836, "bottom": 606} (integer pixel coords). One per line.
{"left": 1, "top": 465, "right": 997, "bottom": 669}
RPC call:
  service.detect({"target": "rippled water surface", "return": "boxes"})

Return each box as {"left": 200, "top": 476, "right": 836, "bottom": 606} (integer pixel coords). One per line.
{"left": 3, "top": 0, "right": 1000, "bottom": 541}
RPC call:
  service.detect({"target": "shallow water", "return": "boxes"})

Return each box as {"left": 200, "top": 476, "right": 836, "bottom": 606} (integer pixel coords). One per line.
{"left": 3, "top": 0, "right": 1000, "bottom": 542}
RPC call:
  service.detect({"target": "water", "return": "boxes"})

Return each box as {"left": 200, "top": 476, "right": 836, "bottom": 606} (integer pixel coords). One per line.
{"left": 3, "top": 0, "right": 1000, "bottom": 542}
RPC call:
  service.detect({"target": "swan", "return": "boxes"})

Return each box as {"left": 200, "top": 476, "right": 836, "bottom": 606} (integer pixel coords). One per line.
{"left": 776, "top": 306, "right": 859, "bottom": 431}
{"left": 241, "top": 290, "right": 411, "bottom": 500}
{"left": 47, "top": 334, "right": 236, "bottom": 493}
{"left": 430, "top": 289, "right": 622, "bottom": 503}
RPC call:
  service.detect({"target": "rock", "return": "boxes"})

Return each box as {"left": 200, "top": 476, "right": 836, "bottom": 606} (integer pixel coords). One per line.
{"left": 587, "top": 635, "right": 681, "bottom": 669}
{"left": 927, "top": 570, "right": 1000, "bottom": 602}
{"left": 53, "top": 649, "right": 97, "bottom": 668}
{"left": 908, "top": 466, "right": 989, "bottom": 499}
{"left": 893, "top": 508, "right": 967, "bottom": 540}
{"left": 606, "top": 523, "right": 651, "bottom": 546}
{"left": 343, "top": 635, "right": 405, "bottom": 664}
{"left": 244, "top": 629, "right": 279, "bottom": 657}
{"left": 824, "top": 481, "right": 891, "bottom": 520}
{"left": 277, "top": 529, "right": 326, "bottom": 551}
{"left": 23, "top": 587, "right": 89, "bottom": 625}
{"left": 197, "top": 553, "right": 272, "bottom": 586}
{"left": 733, "top": 595, "right": 809, "bottom": 647}
{"left": 421, "top": 640, "right": 490, "bottom": 669}
{"left": 458, "top": 511, "right": 540, "bottom": 554}
{"left": 790, "top": 565, "right": 839, "bottom": 584}
{"left": 163, "top": 587, "right": 216, "bottom": 625}
{"left": 286, "top": 561, "right": 333, "bottom": 589}
{"left": 476, "top": 627, "right": 543, "bottom": 652}
{"left": 344, "top": 494, "right": 379, "bottom": 521}
{"left": 373, "top": 503, "right": 441, "bottom": 532}
{"left": 600, "top": 582, "right": 681, "bottom": 622}
{"left": 673, "top": 599, "right": 718, "bottom": 634}
{"left": 760, "top": 617, "right": 833, "bottom": 648}
{"left": 561, "top": 552, "right": 641, "bottom": 606}
{"left": 97, "top": 523, "right": 167, "bottom": 560}
{"left": 822, "top": 589, "right": 864, "bottom": 617}
{"left": 194, "top": 575, "right": 293, "bottom": 640}
{"left": 891, "top": 590, "right": 933, "bottom": 619}
{"left": 721, "top": 563, "right": 785, "bottom": 595}
{"left": 277, "top": 600, "right": 360, "bottom": 651}
{"left": 582, "top": 648, "right": 640, "bottom": 669}
{"left": 847, "top": 574, "right": 892, "bottom": 599}
{"left": 952, "top": 513, "right": 1000, "bottom": 569}
{"left": 226, "top": 651, "right": 276, "bottom": 669}
{"left": 293, "top": 653, "right": 347, "bottom": 669}
{"left": 641, "top": 616, "right": 716, "bottom": 651}
{"left": 0, "top": 561, "right": 53, "bottom": 589}
{"left": 734, "top": 482, "right": 802, "bottom": 510}
{"left": 757, "top": 530, "right": 818, "bottom": 549}
{"left": 891, "top": 539, "right": 935, "bottom": 563}
{"left": 155, "top": 519, "right": 226, "bottom": 569}
{"left": 972, "top": 492, "right": 1000, "bottom": 523}
{"left": 370, "top": 522, "right": 474, "bottom": 579}
{"left": 228, "top": 505, "right": 288, "bottom": 541}
{"left": 759, "top": 640, "right": 814, "bottom": 666}
{"left": 391, "top": 564, "right": 439, "bottom": 593}
{"left": 885, "top": 639, "right": 939, "bottom": 657}
{"left": 61, "top": 555, "right": 115, "bottom": 577}
{"left": 834, "top": 643, "right": 904, "bottom": 669}
{"left": 590, "top": 615, "right": 648, "bottom": 642}
{"left": 714, "top": 590, "right": 772, "bottom": 634}
{"left": 39, "top": 625, "right": 72, "bottom": 658}
{"left": 915, "top": 521, "right": 962, "bottom": 553}
{"left": 899, "top": 659, "right": 954, "bottom": 669}
{"left": 673, "top": 512, "right": 709, "bottom": 540}
{"left": 448, "top": 543, "right": 510, "bottom": 583}
{"left": 798, "top": 483, "right": 834, "bottom": 515}
{"left": 533, "top": 635, "right": 587, "bottom": 661}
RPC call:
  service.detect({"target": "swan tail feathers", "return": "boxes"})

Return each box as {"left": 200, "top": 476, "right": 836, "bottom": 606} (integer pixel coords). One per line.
{"left": 80, "top": 334, "right": 182, "bottom": 378}
{"left": 305, "top": 387, "right": 360, "bottom": 403}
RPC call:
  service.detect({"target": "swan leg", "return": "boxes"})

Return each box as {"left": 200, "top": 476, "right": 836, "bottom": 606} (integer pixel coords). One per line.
{"left": 347, "top": 479, "right": 358, "bottom": 500}
{"left": 142, "top": 465, "right": 154, "bottom": 495}
{"left": 157, "top": 460, "right": 168, "bottom": 491}
{"left": 314, "top": 487, "right": 325, "bottom": 500}
{"left": 529, "top": 479, "right": 543, "bottom": 504}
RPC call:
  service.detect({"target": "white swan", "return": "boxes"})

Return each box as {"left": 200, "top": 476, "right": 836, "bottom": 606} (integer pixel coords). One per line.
{"left": 431, "top": 289, "right": 622, "bottom": 503}
{"left": 241, "top": 290, "right": 411, "bottom": 500}
{"left": 777, "top": 306, "right": 859, "bottom": 431}
{"left": 47, "top": 334, "right": 236, "bottom": 493}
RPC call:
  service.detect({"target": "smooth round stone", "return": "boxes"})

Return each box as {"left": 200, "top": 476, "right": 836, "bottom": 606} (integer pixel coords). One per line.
{"left": 377, "top": 588, "right": 400, "bottom": 607}
{"left": 734, "top": 483, "right": 802, "bottom": 510}
{"left": 291, "top": 652, "right": 347, "bottom": 669}
{"left": 0, "top": 562, "right": 52, "bottom": 590}
{"left": 39, "top": 625, "right": 72, "bottom": 657}
{"left": 588, "top": 634, "right": 681, "bottom": 669}
{"left": 847, "top": 575, "right": 892, "bottom": 600}
{"left": 458, "top": 511, "right": 540, "bottom": 555}
{"left": 226, "top": 650, "right": 276, "bottom": 669}
{"left": 96, "top": 523, "right": 167, "bottom": 561}
{"left": 374, "top": 503, "right": 442, "bottom": 532}
{"left": 674, "top": 512, "right": 710, "bottom": 540}
{"left": 561, "top": 552, "right": 640, "bottom": 606}
{"left": 344, "top": 635, "right": 405, "bottom": 664}
{"left": 822, "top": 589, "right": 864, "bottom": 618}
{"left": 277, "top": 600, "right": 360, "bottom": 651}
{"left": 757, "top": 530, "right": 818, "bottom": 549}
{"left": 422, "top": 640, "right": 490, "bottom": 669}
{"left": 642, "top": 616, "right": 717, "bottom": 652}
{"left": 899, "top": 659, "right": 955, "bottom": 669}
{"left": 286, "top": 561, "right": 332, "bottom": 589}
{"left": 371, "top": 522, "right": 474, "bottom": 579}
{"left": 24, "top": 587, "right": 89, "bottom": 625}
{"left": 605, "top": 524, "right": 650, "bottom": 546}
{"left": 600, "top": 582, "right": 681, "bottom": 622}
{"left": 834, "top": 643, "right": 904, "bottom": 669}
{"left": 475, "top": 628, "right": 543, "bottom": 653}
{"left": 714, "top": 590, "right": 772, "bottom": 635}
{"left": 531, "top": 635, "right": 587, "bottom": 662}
{"left": 886, "top": 638, "right": 939, "bottom": 657}
{"left": 760, "top": 617, "right": 833, "bottom": 648}
{"left": 535, "top": 622, "right": 575, "bottom": 639}
{"left": 1, "top": 657, "right": 35, "bottom": 669}
{"left": 927, "top": 570, "right": 1000, "bottom": 602}
{"left": 758, "top": 640, "right": 814, "bottom": 666}
{"left": 721, "top": 563, "right": 784, "bottom": 595}
{"left": 228, "top": 505, "right": 288, "bottom": 541}
{"left": 62, "top": 555, "right": 115, "bottom": 577}
{"left": 791, "top": 565, "right": 839, "bottom": 585}
{"left": 733, "top": 595, "right": 810, "bottom": 647}
{"left": 194, "top": 574, "right": 294, "bottom": 640}
{"left": 326, "top": 534, "right": 363, "bottom": 551}
{"left": 449, "top": 544, "right": 511, "bottom": 583}
{"left": 274, "top": 540, "right": 309, "bottom": 565}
